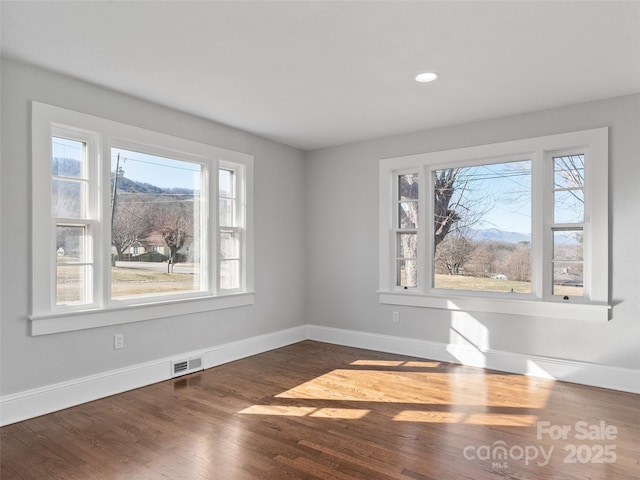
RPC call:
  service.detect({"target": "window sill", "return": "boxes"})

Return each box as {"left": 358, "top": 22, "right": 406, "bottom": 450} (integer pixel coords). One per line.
{"left": 29, "top": 292, "right": 255, "bottom": 335}
{"left": 378, "top": 291, "right": 611, "bottom": 322}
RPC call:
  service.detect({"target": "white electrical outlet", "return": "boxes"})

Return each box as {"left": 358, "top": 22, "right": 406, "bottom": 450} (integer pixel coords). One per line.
{"left": 114, "top": 333, "right": 124, "bottom": 350}
{"left": 392, "top": 312, "right": 400, "bottom": 323}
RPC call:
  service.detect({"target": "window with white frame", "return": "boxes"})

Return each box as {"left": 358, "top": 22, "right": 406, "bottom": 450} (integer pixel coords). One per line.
{"left": 52, "top": 133, "right": 97, "bottom": 307}
{"left": 219, "top": 166, "right": 242, "bottom": 291}
{"left": 379, "top": 128, "right": 609, "bottom": 321}
{"left": 395, "top": 172, "right": 419, "bottom": 288}
{"left": 32, "top": 102, "right": 254, "bottom": 335}
{"left": 110, "top": 147, "right": 205, "bottom": 300}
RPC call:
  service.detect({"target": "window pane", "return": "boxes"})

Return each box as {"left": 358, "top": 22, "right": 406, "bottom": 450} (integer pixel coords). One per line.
{"left": 52, "top": 137, "right": 85, "bottom": 178}
{"left": 220, "top": 229, "right": 240, "bottom": 259}
{"left": 219, "top": 198, "right": 235, "bottom": 227}
{"left": 554, "top": 189, "right": 584, "bottom": 223}
{"left": 399, "top": 174, "right": 418, "bottom": 200}
{"left": 399, "top": 202, "right": 418, "bottom": 228}
{"left": 397, "top": 259, "right": 417, "bottom": 288}
{"left": 553, "top": 262, "right": 583, "bottom": 297}
{"left": 554, "top": 155, "right": 584, "bottom": 189}
{"left": 53, "top": 179, "right": 86, "bottom": 218}
{"left": 553, "top": 229, "right": 583, "bottom": 261}
{"left": 433, "top": 160, "right": 531, "bottom": 293}
{"left": 219, "top": 169, "right": 234, "bottom": 197}
{"left": 220, "top": 259, "right": 240, "bottom": 290}
{"left": 56, "top": 264, "right": 89, "bottom": 305}
{"left": 110, "top": 148, "right": 203, "bottom": 299}
{"left": 56, "top": 226, "right": 86, "bottom": 263}
{"left": 397, "top": 233, "right": 417, "bottom": 258}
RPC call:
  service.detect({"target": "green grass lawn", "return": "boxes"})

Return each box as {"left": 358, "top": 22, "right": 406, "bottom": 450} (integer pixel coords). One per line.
{"left": 111, "top": 267, "right": 199, "bottom": 298}
{"left": 434, "top": 274, "right": 583, "bottom": 296}
{"left": 111, "top": 267, "right": 191, "bottom": 283}
{"left": 56, "top": 266, "right": 200, "bottom": 304}
{"left": 434, "top": 274, "right": 531, "bottom": 293}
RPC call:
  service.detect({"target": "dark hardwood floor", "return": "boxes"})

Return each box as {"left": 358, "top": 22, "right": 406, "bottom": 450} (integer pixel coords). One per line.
{"left": 1, "top": 341, "right": 639, "bottom": 479}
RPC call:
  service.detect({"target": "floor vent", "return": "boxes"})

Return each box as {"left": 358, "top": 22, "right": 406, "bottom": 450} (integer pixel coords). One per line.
{"left": 171, "top": 356, "right": 204, "bottom": 377}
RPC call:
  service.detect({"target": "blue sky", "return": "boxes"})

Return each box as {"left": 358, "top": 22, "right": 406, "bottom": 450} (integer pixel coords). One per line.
{"left": 52, "top": 139, "right": 201, "bottom": 190}
{"left": 451, "top": 160, "right": 531, "bottom": 234}
{"left": 52, "top": 137, "right": 83, "bottom": 163}
{"left": 111, "top": 148, "right": 201, "bottom": 190}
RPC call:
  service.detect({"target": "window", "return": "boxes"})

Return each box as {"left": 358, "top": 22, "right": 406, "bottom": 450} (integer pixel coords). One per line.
{"left": 432, "top": 159, "right": 532, "bottom": 294}
{"left": 219, "top": 166, "right": 242, "bottom": 291}
{"left": 395, "top": 172, "right": 419, "bottom": 288}
{"left": 52, "top": 134, "right": 97, "bottom": 307}
{"left": 379, "top": 129, "right": 609, "bottom": 321}
{"left": 110, "top": 148, "right": 204, "bottom": 300}
{"left": 31, "top": 102, "right": 254, "bottom": 335}
{"left": 550, "top": 152, "right": 585, "bottom": 298}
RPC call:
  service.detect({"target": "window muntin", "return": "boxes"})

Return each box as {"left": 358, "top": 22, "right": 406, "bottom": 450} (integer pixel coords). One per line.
{"left": 219, "top": 166, "right": 243, "bottom": 291}
{"left": 550, "top": 153, "right": 585, "bottom": 298}
{"left": 32, "top": 102, "right": 254, "bottom": 333}
{"left": 52, "top": 133, "right": 96, "bottom": 308}
{"left": 395, "top": 173, "right": 419, "bottom": 288}
{"left": 432, "top": 159, "right": 532, "bottom": 294}
{"left": 379, "top": 128, "right": 609, "bottom": 320}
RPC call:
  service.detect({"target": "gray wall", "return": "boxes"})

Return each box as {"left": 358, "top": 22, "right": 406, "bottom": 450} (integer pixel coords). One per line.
{"left": 2, "top": 57, "right": 638, "bottom": 401}
{"left": 305, "top": 94, "right": 640, "bottom": 370}
{"left": 0, "top": 59, "right": 307, "bottom": 395}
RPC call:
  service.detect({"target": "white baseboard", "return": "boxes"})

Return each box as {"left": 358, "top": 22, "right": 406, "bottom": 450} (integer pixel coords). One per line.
{"left": 202, "top": 324, "right": 308, "bottom": 369}
{"left": 0, "top": 325, "right": 308, "bottom": 426}
{"left": 0, "top": 359, "right": 170, "bottom": 428}
{"left": 2, "top": 324, "right": 637, "bottom": 426}
{"left": 306, "top": 325, "right": 640, "bottom": 395}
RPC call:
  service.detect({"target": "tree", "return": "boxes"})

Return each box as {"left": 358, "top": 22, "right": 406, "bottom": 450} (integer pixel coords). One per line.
{"left": 398, "top": 174, "right": 419, "bottom": 287}
{"left": 53, "top": 157, "right": 83, "bottom": 218}
{"left": 554, "top": 155, "right": 584, "bottom": 197}
{"left": 505, "top": 244, "right": 531, "bottom": 282}
{"left": 435, "top": 232, "right": 474, "bottom": 275}
{"left": 111, "top": 201, "right": 152, "bottom": 261}
{"left": 467, "top": 243, "right": 498, "bottom": 278}
{"left": 434, "top": 169, "right": 462, "bottom": 248}
{"left": 156, "top": 203, "right": 193, "bottom": 273}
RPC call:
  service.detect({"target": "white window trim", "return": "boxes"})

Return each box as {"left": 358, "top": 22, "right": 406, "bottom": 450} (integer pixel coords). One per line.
{"left": 31, "top": 102, "right": 254, "bottom": 335}
{"left": 379, "top": 128, "right": 610, "bottom": 322}
{"left": 218, "top": 160, "right": 251, "bottom": 294}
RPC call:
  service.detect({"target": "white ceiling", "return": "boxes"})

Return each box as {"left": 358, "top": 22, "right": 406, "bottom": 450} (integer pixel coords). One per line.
{"left": 2, "top": 1, "right": 639, "bottom": 151}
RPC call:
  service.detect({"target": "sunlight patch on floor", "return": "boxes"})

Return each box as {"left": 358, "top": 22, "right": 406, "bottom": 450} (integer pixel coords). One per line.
{"left": 239, "top": 358, "right": 555, "bottom": 426}
{"left": 238, "top": 405, "right": 370, "bottom": 419}
{"left": 350, "top": 359, "right": 442, "bottom": 368}
{"left": 238, "top": 404, "right": 539, "bottom": 426}
{"left": 393, "top": 411, "right": 466, "bottom": 423}
{"left": 393, "top": 410, "right": 538, "bottom": 426}
{"left": 275, "top": 368, "right": 552, "bottom": 408}
{"left": 238, "top": 405, "right": 316, "bottom": 416}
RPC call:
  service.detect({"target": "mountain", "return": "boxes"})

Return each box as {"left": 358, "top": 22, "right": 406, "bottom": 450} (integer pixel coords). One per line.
{"left": 112, "top": 173, "right": 195, "bottom": 196}
{"left": 53, "top": 157, "right": 81, "bottom": 176}
{"left": 469, "top": 228, "right": 531, "bottom": 244}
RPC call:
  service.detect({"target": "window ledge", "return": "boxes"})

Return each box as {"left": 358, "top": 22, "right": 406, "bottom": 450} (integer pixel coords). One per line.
{"left": 378, "top": 291, "right": 611, "bottom": 322}
{"left": 29, "top": 292, "right": 255, "bottom": 336}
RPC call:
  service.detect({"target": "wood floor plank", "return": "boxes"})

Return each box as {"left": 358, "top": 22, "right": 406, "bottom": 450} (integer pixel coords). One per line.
{"left": 1, "top": 340, "right": 639, "bottom": 479}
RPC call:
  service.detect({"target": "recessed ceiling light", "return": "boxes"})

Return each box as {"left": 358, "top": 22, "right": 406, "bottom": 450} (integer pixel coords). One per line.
{"left": 415, "top": 72, "right": 439, "bottom": 83}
